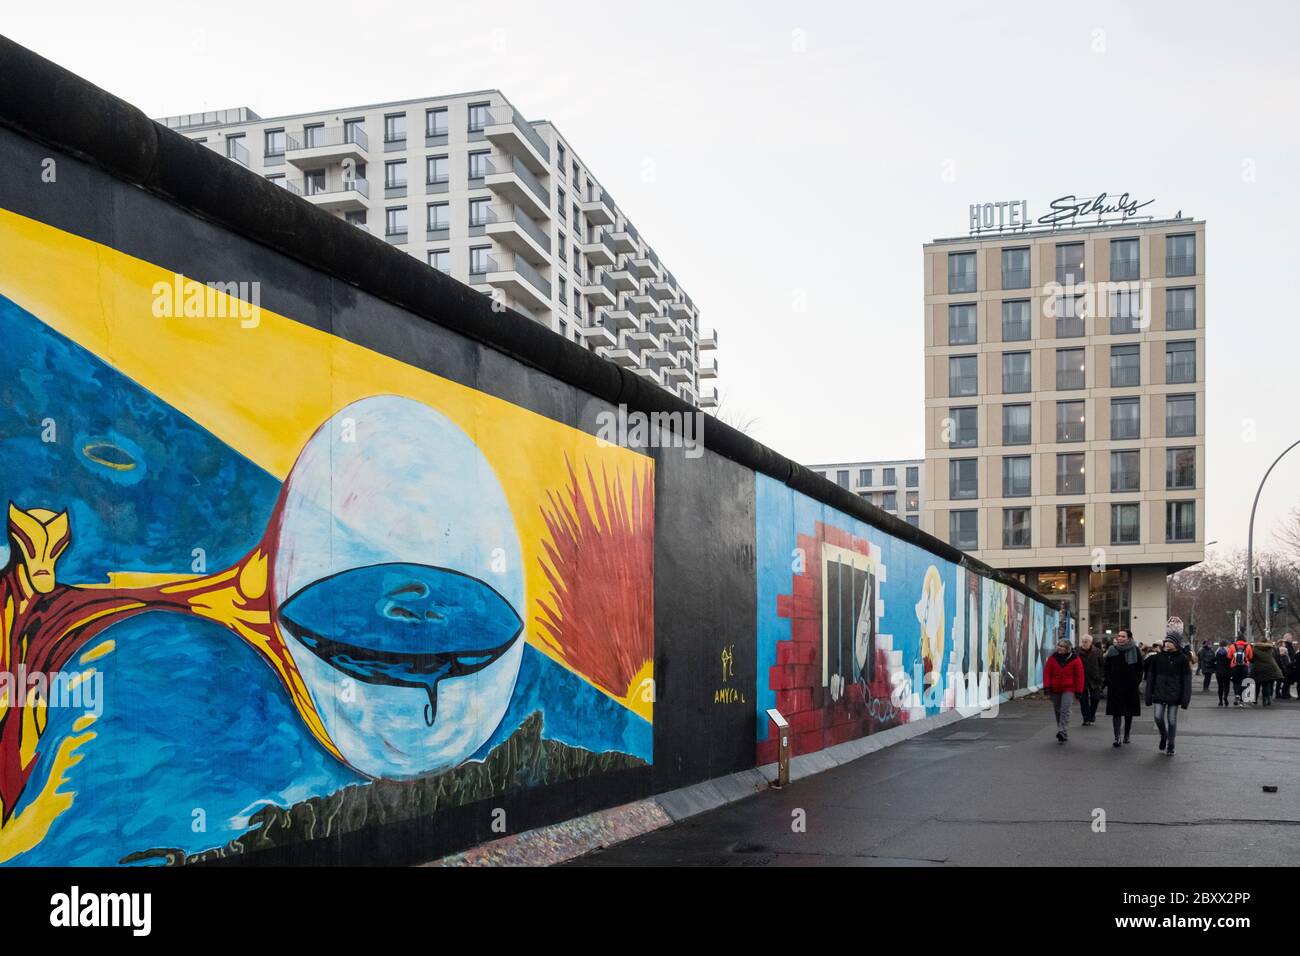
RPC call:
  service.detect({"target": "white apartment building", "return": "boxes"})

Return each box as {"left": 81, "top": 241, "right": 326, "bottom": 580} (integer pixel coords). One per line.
{"left": 920, "top": 203, "right": 1206, "bottom": 644}
{"left": 157, "top": 95, "right": 718, "bottom": 409}
{"left": 808, "top": 459, "right": 924, "bottom": 527}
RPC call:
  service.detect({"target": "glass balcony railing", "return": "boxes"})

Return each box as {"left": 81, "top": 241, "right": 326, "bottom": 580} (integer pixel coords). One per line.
{"left": 487, "top": 106, "right": 550, "bottom": 163}
{"left": 1166, "top": 255, "right": 1196, "bottom": 277}
{"left": 286, "top": 125, "right": 369, "bottom": 152}
{"left": 1001, "top": 268, "right": 1030, "bottom": 288}
{"left": 1110, "top": 258, "right": 1140, "bottom": 280}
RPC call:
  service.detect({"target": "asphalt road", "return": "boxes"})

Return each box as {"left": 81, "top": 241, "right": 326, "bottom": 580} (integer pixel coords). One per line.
{"left": 572, "top": 683, "right": 1300, "bottom": 866}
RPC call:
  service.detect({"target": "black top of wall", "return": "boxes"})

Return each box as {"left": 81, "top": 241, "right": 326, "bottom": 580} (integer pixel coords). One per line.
{"left": 0, "top": 34, "right": 1053, "bottom": 608}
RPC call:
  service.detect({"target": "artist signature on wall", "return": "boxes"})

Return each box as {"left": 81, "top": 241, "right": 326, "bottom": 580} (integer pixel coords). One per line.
{"left": 1037, "top": 192, "right": 1155, "bottom": 228}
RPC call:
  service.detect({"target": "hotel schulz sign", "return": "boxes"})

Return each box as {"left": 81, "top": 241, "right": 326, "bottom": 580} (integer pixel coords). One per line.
{"left": 968, "top": 193, "right": 1156, "bottom": 235}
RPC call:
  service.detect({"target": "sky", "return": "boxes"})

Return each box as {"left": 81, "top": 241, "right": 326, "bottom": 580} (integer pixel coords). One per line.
{"left": 5, "top": 0, "right": 1299, "bottom": 554}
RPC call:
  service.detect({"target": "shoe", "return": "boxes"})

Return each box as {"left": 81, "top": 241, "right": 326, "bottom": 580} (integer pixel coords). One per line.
{"left": 1056, "top": 731, "right": 1064, "bottom": 742}
{"left": 1123, "top": 736, "right": 1131, "bottom": 745}
{"left": 1158, "top": 736, "right": 1167, "bottom": 752}
{"left": 1112, "top": 739, "right": 1122, "bottom": 748}
{"left": 1166, "top": 749, "right": 1175, "bottom": 757}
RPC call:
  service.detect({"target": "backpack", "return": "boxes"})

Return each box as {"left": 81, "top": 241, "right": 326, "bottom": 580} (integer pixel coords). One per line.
{"left": 1233, "top": 645, "right": 1247, "bottom": 667}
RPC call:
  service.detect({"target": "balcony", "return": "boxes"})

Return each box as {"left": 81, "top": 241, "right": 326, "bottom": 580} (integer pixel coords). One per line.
{"left": 699, "top": 360, "right": 719, "bottom": 379}
{"left": 579, "top": 186, "right": 616, "bottom": 226}
{"left": 668, "top": 300, "right": 692, "bottom": 319}
{"left": 663, "top": 365, "right": 692, "bottom": 383}
{"left": 625, "top": 327, "right": 659, "bottom": 350}
{"left": 581, "top": 270, "right": 617, "bottom": 308}
{"left": 608, "top": 304, "right": 639, "bottom": 331}
{"left": 283, "top": 177, "right": 369, "bottom": 212}
{"left": 578, "top": 312, "right": 617, "bottom": 349}
{"left": 648, "top": 280, "right": 675, "bottom": 302}
{"left": 664, "top": 325, "right": 691, "bottom": 348}
{"left": 482, "top": 204, "right": 551, "bottom": 264}
{"left": 580, "top": 229, "right": 617, "bottom": 266}
{"left": 699, "top": 390, "right": 719, "bottom": 410}
{"left": 608, "top": 222, "right": 639, "bottom": 254}
{"left": 210, "top": 138, "right": 250, "bottom": 167}
{"left": 632, "top": 366, "right": 662, "bottom": 385}
{"left": 470, "top": 252, "right": 552, "bottom": 312}
{"left": 609, "top": 263, "right": 639, "bottom": 292}
{"left": 485, "top": 155, "right": 551, "bottom": 221}
{"left": 631, "top": 256, "right": 660, "bottom": 280}
{"left": 699, "top": 329, "right": 718, "bottom": 350}
{"left": 484, "top": 105, "right": 549, "bottom": 175}
{"left": 285, "top": 125, "right": 368, "bottom": 168}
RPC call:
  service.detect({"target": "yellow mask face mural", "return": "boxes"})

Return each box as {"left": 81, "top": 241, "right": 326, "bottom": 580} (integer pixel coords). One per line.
{"left": 6, "top": 503, "right": 69, "bottom": 595}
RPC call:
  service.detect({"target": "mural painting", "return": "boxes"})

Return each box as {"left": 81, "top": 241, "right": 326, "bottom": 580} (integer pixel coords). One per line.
{"left": 0, "top": 209, "right": 654, "bottom": 864}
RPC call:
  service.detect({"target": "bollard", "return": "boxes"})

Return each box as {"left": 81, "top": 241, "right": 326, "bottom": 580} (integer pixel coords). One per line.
{"left": 766, "top": 708, "right": 790, "bottom": 789}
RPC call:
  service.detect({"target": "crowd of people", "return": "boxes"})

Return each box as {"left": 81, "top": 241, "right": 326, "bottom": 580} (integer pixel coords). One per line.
{"left": 1040, "top": 616, "right": 1296, "bottom": 758}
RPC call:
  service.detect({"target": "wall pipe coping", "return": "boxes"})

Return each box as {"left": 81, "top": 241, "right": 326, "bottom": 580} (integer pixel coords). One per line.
{"left": 0, "top": 34, "right": 1053, "bottom": 609}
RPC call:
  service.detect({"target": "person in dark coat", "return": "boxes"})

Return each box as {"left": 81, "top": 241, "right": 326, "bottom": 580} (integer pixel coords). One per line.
{"left": 1076, "top": 634, "right": 1104, "bottom": 726}
{"left": 1283, "top": 634, "right": 1299, "bottom": 699}
{"left": 1043, "top": 639, "right": 1085, "bottom": 743}
{"left": 1250, "top": 641, "right": 1283, "bottom": 707}
{"left": 1103, "top": 628, "right": 1142, "bottom": 747}
{"left": 1213, "top": 639, "right": 1232, "bottom": 706}
{"left": 1144, "top": 620, "right": 1193, "bottom": 756}
{"left": 1196, "top": 640, "right": 1216, "bottom": 692}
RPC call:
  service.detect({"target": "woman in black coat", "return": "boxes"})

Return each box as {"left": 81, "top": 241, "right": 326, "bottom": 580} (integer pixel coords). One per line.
{"left": 1103, "top": 628, "right": 1143, "bottom": 747}
{"left": 1145, "top": 629, "right": 1193, "bottom": 756}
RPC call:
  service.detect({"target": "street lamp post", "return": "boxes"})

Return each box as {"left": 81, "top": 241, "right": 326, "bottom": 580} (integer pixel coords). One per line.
{"left": 1245, "top": 439, "right": 1300, "bottom": 640}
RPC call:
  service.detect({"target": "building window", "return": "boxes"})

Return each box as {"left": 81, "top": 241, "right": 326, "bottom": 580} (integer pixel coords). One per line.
{"left": 302, "top": 124, "right": 325, "bottom": 148}
{"left": 264, "top": 129, "right": 285, "bottom": 157}
{"left": 1110, "top": 287, "right": 1143, "bottom": 333}
{"left": 949, "top": 355, "right": 978, "bottom": 396}
{"left": 882, "top": 467, "right": 896, "bottom": 486}
{"left": 1167, "top": 501, "right": 1196, "bottom": 542}
{"left": 1166, "top": 233, "right": 1196, "bottom": 276}
{"left": 1110, "top": 450, "right": 1140, "bottom": 492}
{"left": 1003, "top": 455, "right": 1031, "bottom": 497}
{"left": 882, "top": 491, "right": 897, "bottom": 511}
{"left": 905, "top": 490, "right": 919, "bottom": 511}
{"left": 1166, "top": 287, "right": 1196, "bottom": 330}
{"left": 950, "top": 407, "right": 978, "bottom": 447}
{"left": 1166, "top": 340, "right": 1196, "bottom": 384}
{"left": 1110, "top": 397, "right": 1140, "bottom": 440}
{"left": 469, "top": 198, "right": 492, "bottom": 227}
{"left": 1056, "top": 348, "right": 1085, "bottom": 390}
{"left": 225, "top": 133, "right": 246, "bottom": 162}
{"left": 1002, "top": 351, "right": 1031, "bottom": 393}
{"left": 1166, "top": 394, "right": 1196, "bottom": 437}
{"left": 469, "top": 245, "right": 494, "bottom": 275}
{"left": 468, "top": 102, "right": 491, "bottom": 132}
{"left": 428, "top": 249, "right": 450, "bottom": 273}
{"left": 426, "top": 155, "right": 449, "bottom": 184}
{"left": 949, "top": 458, "right": 978, "bottom": 500}
{"left": 1053, "top": 400, "right": 1084, "bottom": 443}
{"left": 1090, "top": 568, "right": 1132, "bottom": 632}
{"left": 905, "top": 514, "right": 920, "bottom": 528}
{"left": 266, "top": 173, "right": 286, "bottom": 188}
{"left": 344, "top": 209, "right": 366, "bottom": 229}
{"left": 1001, "top": 247, "right": 1030, "bottom": 289}
{"left": 427, "top": 202, "right": 449, "bottom": 232}
{"left": 948, "top": 303, "right": 977, "bottom": 345}
{"left": 859, "top": 468, "right": 873, "bottom": 487}
{"left": 1110, "top": 238, "right": 1140, "bottom": 280}
{"left": 426, "top": 107, "right": 448, "bottom": 138}
{"left": 1110, "top": 344, "right": 1140, "bottom": 387}
{"left": 1003, "top": 508, "right": 1031, "bottom": 549}
{"left": 836, "top": 469, "right": 850, "bottom": 488}
{"left": 948, "top": 252, "right": 976, "bottom": 293}
{"left": 905, "top": 466, "right": 919, "bottom": 488}
{"left": 383, "top": 113, "right": 406, "bottom": 144}
{"left": 1056, "top": 504, "right": 1086, "bottom": 547}
{"left": 1055, "top": 294, "right": 1086, "bottom": 338}
{"left": 384, "top": 159, "right": 407, "bottom": 189}
{"left": 1002, "top": 299, "right": 1031, "bottom": 341}
{"left": 1055, "top": 242, "right": 1085, "bottom": 285}
{"left": 1110, "top": 505, "right": 1140, "bottom": 546}
{"left": 1167, "top": 447, "right": 1196, "bottom": 489}
{"left": 1056, "top": 453, "right": 1085, "bottom": 495}
{"left": 1003, "top": 403, "right": 1031, "bottom": 445}
{"left": 468, "top": 150, "right": 491, "bottom": 180}
{"left": 950, "top": 510, "right": 978, "bottom": 550}
{"left": 385, "top": 206, "right": 408, "bottom": 238}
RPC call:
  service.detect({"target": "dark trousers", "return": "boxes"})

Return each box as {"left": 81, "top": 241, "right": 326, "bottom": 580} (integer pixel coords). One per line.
{"left": 1078, "top": 687, "right": 1101, "bottom": 722}
{"left": 1112, "top": 714, "right": 1133, "bottom": 740}
{"left": 1201, "top": 670, "right": 1212, "bottom": 692}
{"left": 1232, "top": 670, "right": 1247, "bottom": 698}
{"left": 1216, "top": 673, "right": 1230, "bottom": 704}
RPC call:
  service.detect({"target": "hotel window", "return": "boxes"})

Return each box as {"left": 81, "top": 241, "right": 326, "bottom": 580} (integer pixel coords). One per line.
{"left": 426, "top": 107, "right": 449, "bottom": 138}
{"left": 1055, "top": 242, "right": 1085, "bottom": 285}
{"left": 303, "top": 123, "right": 324, "bottom": 148}
{"left": 1166, "top": 394, "right": 1196, "bottom": 437}
{"left": 343, "top": 118, "right": 364, "bottom": 145}
{"left": 1167, "top": 501, "right": 1196, "bottom": 542}
{"left": 836, "top": 469, "right": 850, "bottom": 488}
{"left": 859, "top": 468, "right": 873, "bottom": 487}
{"left": 905, "top": 490, "right": 919, "bottom": 511}
{"left": 1090, "top": 568, "right": 1132, "bottom": 633}
{"left": 1002, "top": 299, "right": 1031, "bottom": 341}
{"left": 882, "top": 491, "right": 898, "bottom": 511}
{"left": 1002, "top": 351, "right": 1031, "bottom": 393}
{"left": 882, "top": 467, "right": 896, "bottom": 486}
{"left": 468, "top": 150, "right": 491, "bottom": 180}
{"left": 1167, "top": 447, "right": 1196, "bottom": 489}
{"left": 468, "top": 102, "right": 491, "bottom": 132}
{"left": 906, "top": 466, "right": 919, "bottom": 488}
{"left": 1166, "top": 233, "right": 1196, "bottom": 276}
{"left": 949, "top": 458, "right": 978, "bottom": 499}
{"left": 1056, "top": 453, "right": 1085, "bottom": 495}
{"left": 1056, "top": 400, "right": 1085, "bottom": 442}
{"left": 384, "top": 159, "right": 407, "bottom": 189}
{"left": 949, "top": 355, "right": 978, "bottom": 397}
{"left": 905, "top": 514, "right": 920, "bottom": 528}
{"left": 469, "top": 245, "right": 494, "bottom": 275}
{"left": 1110, "top": 287, "right": 1143, "bottom": 333}
{"left": 427, "top": 249, "right": 450, "bottom": 273}
{"left": 1111, "top": 397, "right": 1140, "bottom": 439}
{"left": 1110, "top": 450, "right": 1140, "bottom": 492}
{"left": 1003, "top": 508, "right": 1031, "bottom": 549}
{"left": 948, "top": 251, "right": 976, "bottom": 293}
{"left": 469, "top": 198, "right": 492, "bottom": 227}
{"left": 1003, "top": 455, "right": 1031, "bottom": 497}
{"left": 1166, "top": 340, "right": 1196, "bottom": 384}
{"left": 950, "top": 510, "right": 978, "bottom": 550}
{"left": 1056, "top": 348, "right": 1085, "bottom": 390}
{"left": 1111, "top": 504, "right": 1141, "bottom": 546}
{"left": 1003, "top": 403, "right": 1031, "bottom": 445}
{"left": 1055, "top": 294, "right": 1086, "bottom": 337}
{"left": 1110, "top": 238, "right": 1140, "bottom": 280}
{"left": 383, "top": 113, "right": 406, "bottom": 144}
{"left": 426, "top": 202, "right": 449, "bottom": 232}
{"left": 1166, "top": 287, "right": 1196, "bottom": 330}
{"left": 384, "top": 206, "right": 408, "bottom": 238}
{"left": 950, "top": 406, "right": 978, "bottom": 448}
{"left": 426, "top": 155, "right": 449, "bottom": 184}
{"left": 1001, "top": 247, "right": 1030, "bottom": 289}
{"left": 1110, "top": 344, "right": 1140, "bottom": 387}
{"left": 1056, "top": 504, "right": 1086, "bottom": 547}
{"left": 264, "top": 128, "right": 285, "bottom": 157}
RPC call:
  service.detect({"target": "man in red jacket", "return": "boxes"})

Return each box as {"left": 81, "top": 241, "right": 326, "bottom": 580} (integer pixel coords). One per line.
{"left": 1229, "top": 634, "right": 1253, "bottom": 706}
{"left": 1043, "top": 638, "right": 1085, "bottom": 743}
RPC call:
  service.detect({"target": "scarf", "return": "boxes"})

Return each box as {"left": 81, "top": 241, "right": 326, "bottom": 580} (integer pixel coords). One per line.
{"left": 1105, "top": 642, "right": 1138, "bottom": 665}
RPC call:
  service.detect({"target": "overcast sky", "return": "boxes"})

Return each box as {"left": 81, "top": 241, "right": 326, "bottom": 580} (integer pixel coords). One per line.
{"left": 6, "top": 0, "right": 1299, "bottom": 554}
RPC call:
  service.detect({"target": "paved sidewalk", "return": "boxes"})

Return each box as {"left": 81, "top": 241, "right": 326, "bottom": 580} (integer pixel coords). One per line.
{"left": 571, "top": 685, "right": 1300, "bottom": 866}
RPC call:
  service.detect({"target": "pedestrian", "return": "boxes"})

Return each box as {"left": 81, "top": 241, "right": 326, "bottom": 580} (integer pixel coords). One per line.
{"left": 1043, "top": 638, "right": 1084, "bottom": 743}
{"left": 1284, "top": 633, "right": 1299, "bottom": 700}
{"left": 1229, "top": 633, "right": 1253, "bottom": 706}
{"left": 1250, "top": 641, "right": 1283, "bottom": 707}
{"left": 1213, "top": 639, "right": 1232, "bottom": 706}
{"left": 1077, "top": 633, "right": 1104, "bottom": 726}
{"left": 1104, "top": 628, "right": 1143, "bottom": 747}
{"left": 1197, "top": 640, "right": 1215, "bottom": 692}
{"left": 1277, "top": 642, "right": 1292, "bottom": 700}
{"left": 1144, "top": 619, "right": 1193, "bottom": 756}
